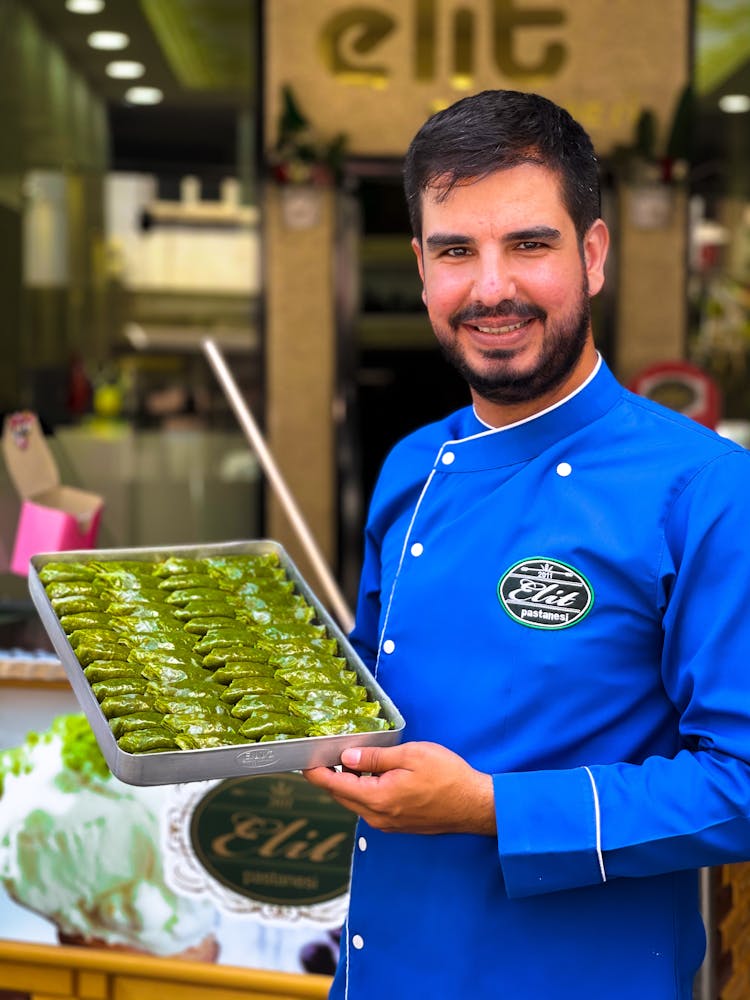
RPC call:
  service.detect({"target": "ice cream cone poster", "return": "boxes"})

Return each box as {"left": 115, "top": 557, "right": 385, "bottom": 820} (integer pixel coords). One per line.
{"left": 0, "top": 711, "right": 352, "bottom": 975}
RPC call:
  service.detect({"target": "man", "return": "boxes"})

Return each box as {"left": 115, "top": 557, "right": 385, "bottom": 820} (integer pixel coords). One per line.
{"left": 304, "top": 90, "right": 750, "bottom": 999}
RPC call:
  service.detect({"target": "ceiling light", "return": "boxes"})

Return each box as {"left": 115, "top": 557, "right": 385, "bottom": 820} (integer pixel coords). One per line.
{"left": 87, "top": 30, "right": 129, "bottom": 50}
{"left": 66, "top": 0, "right": 105, "bottom": 12}
{"left": 718, "top": 94, "right": 750, "bottom": 114}
{"left": 125, "top": 86, "right": 164, "bottom": 105}
{"left": 106, "top": 61, "right": 145, "bottom": 80}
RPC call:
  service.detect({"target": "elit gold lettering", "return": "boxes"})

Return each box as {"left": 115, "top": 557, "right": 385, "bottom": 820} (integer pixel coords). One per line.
{"left": 320, "top": 1, "right": 567, "bottom": 87}
{"left": 416, "top": 0, "right": 437, "bottom": 80}
{"left": 259, "top": 819, "right": 349, "bottom": 863}
{"left": 319, "top": 8, "right": 396, "bottom": 87}
{"left": 258, "top": 818, "right": 312, "bottom": 858}
{"left": 211, "top": 813, "right": 350, "bottom": 865}
{"left": 211, "top": 814, "right": 266, "bottom": 857}
{"left": 491, "top": 0, "right": 567, "bottom": 77}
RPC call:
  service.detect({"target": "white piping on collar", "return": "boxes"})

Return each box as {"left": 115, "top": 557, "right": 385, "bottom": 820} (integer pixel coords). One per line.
{"left": 472, "top": 353, "right": 603, "bottom": 432}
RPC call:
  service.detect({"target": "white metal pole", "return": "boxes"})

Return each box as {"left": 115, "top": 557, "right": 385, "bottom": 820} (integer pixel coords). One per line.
{"left": 202, "top": 337, "right": 354, "bottom": 634}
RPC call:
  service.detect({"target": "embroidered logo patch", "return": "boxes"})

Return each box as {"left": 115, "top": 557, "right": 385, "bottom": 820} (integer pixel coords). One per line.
{"left": 498, "top": 558, "right": 593, "bottom": 630}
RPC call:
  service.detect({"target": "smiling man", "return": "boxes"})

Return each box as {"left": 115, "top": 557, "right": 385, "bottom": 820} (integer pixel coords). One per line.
{"left": 304, "top": 90, "right": 750, "bottom": 999}
{"left": 414, "top": 163, "right": 606, "bottom": 422}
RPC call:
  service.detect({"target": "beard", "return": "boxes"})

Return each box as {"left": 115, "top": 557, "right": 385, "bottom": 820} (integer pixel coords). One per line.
{"left": 436, "top": 275, "right": 592, "bottom": 406}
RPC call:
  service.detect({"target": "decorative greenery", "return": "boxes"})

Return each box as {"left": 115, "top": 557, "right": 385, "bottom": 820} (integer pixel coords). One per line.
{"left": 269, "top": 85, "right": 348, "bottom": 186}
{"left": 611, "top": 85, "right": 694, "bottom": 184}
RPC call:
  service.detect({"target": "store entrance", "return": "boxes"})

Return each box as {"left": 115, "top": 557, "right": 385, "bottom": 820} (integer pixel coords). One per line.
{"left": 335, "top": 165, "right": 471, "bottom": 603}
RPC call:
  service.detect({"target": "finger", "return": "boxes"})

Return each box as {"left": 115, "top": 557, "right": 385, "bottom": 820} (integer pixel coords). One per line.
{"left": 303, "top": 772, "right": 387, "bottom": 822}
{"left": 341, "top": 743, "right": 412, "bottom": 774}
{"left": 301, "top": 766, "right": 337, "bottom": 787}
{"left": 302, "top": 765, "right": 378, "bottom": 798}
{"left": 302, "top": 765, "right": 361, "bottom": 791}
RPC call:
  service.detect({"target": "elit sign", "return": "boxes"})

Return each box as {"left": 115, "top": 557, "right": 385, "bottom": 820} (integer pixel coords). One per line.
{"left": 190, "top": 774, "right": 357, "bottom": 906}
{"left": 266, "top": 0, "right": 688, "bottom": 158}
{"left": 320, "top": 1, "right": 568, "bottom": 86}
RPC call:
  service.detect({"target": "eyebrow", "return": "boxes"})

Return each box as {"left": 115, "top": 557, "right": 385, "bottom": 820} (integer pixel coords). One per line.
{"left": 505, "top": 226, "right": 562, "bottom": 243}
{"left": 424, "top": 225, "right": 563, "bottom": 251}
{"left": 424, "top": 232, "right": 471, "bottom": 251}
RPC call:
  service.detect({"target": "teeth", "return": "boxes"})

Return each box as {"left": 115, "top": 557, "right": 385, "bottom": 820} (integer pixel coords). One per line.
{"left": 475, "top": 320, "right": 527, "bottom": 334}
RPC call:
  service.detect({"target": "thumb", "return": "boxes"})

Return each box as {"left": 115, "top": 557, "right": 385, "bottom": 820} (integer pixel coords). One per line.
{"left": 341, "top": 743, "right": 408, "bottom": 773}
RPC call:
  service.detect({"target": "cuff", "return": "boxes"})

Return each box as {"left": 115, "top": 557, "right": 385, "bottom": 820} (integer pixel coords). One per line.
{"left": 494, "top": 765, "right": 606, "bottom": 898}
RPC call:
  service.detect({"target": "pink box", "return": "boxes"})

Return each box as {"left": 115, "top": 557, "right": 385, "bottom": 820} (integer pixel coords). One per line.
{"left": 2, "top": 412, "right": 103, "bottom": 575}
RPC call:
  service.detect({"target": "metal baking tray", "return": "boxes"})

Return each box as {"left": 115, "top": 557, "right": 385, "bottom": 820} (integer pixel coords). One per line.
{"left": 28, "top": 539, "right": 404, "bottom": 785}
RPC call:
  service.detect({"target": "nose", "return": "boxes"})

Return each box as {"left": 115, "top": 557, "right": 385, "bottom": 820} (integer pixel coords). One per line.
{"left": 472, "top": 250, "right": 516, "bottom": 306}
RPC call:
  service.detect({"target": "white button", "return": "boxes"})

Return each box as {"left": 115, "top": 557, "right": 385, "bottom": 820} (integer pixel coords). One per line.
{"left": 410, "top": 542, "right": 424, "bottom": 557}
{"left": 352, "top": 934, "right": 364, "bottom": 950}
{"left": 441, "top": 451, "right": 455, "bottom": 465}
{"left": 358, "top": 836, "right": 368, "bottom": 852}
{"left": 382, "top": 639, "right": 395, "bottom": 654}
{"left": 556, "top": 462, "right": 572, "bottom": 477}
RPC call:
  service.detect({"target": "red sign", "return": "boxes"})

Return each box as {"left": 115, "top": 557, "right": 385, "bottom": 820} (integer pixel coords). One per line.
{"left": 628, "top": 360, "right": 721, "bottom": 429}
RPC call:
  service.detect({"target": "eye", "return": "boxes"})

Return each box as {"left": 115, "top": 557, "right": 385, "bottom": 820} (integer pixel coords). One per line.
{"left": 443, "top": 246, "right": 471, "bottom": 257}
{"left": 516, "top": 241, "right": 546, "bottom": 251}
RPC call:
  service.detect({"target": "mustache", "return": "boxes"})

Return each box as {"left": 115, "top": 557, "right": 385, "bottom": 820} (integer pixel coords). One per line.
{"left": 450, "top": 301, "right": 546, "bottom": 328}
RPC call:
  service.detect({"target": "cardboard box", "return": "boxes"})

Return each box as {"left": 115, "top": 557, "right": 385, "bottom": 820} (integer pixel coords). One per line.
{"left": 1, "top": 412, "right": 103, "bottom": 575}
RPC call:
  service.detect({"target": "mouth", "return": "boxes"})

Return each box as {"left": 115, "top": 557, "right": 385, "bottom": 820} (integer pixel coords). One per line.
{"left": 472, "top": 318, "right": 532, "bottom": 335}
{"left": 451, "top": 302, "right": 545, "bottom": 342}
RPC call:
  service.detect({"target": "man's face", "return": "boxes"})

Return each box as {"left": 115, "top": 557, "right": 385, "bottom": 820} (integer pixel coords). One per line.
{"left": 412, "top": 164, "right": 608, "bottom": 424}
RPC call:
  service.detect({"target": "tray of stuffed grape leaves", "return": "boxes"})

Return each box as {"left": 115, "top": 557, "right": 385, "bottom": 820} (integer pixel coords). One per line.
{"left": 28, "top": 540, "right": 404, "bottom": 785}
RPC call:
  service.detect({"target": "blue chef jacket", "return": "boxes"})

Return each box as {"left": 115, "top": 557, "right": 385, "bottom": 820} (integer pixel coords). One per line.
{"left": 332, "top": 358, "right": 750, "bottom": 999}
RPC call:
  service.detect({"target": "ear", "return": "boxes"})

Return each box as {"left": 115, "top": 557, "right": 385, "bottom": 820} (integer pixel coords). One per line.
{"left": 411, "top": 237, "right": 428, "bottom": 305}
{"left": 583, "top": 219, "right": 609, "bottom": 297}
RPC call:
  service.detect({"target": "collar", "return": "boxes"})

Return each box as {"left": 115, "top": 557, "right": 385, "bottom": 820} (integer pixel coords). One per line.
{"left": 436, "top": 356, "right": 623, "bottom": 472}
{"left": 471, "top": 354, "right": 603, "bottom": 431}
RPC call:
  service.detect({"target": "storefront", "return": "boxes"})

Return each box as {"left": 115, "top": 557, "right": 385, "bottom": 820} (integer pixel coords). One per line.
{"left": 262, "top": 0, "right": 693, "bottom": 586}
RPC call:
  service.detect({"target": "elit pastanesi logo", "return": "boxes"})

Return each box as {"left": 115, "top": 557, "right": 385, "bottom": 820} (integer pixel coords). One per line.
{"left": 498, "top": 558, "right": 593, "bottom": 630}
{"left": 190, "top": 773, "right": 357, "bottom": 907}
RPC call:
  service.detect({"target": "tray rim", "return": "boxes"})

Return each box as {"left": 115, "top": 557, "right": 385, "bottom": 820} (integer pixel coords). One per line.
{"left": 28, "top": 539, "right": 405, "bottom": 785}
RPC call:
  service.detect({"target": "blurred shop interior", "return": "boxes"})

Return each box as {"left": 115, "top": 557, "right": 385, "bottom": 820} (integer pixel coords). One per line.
{"left": 0, "top": 0, "right": 748, "bottom": 635}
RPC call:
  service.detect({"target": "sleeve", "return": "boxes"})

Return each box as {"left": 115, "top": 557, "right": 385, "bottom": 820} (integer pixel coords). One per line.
{"left": 494, "top": 448, "right": 750, "bottom": 899}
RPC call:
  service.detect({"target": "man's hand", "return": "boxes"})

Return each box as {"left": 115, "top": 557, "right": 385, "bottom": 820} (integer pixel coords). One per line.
{"left": 303, "top": 741, "right": 496, "bottom": 836}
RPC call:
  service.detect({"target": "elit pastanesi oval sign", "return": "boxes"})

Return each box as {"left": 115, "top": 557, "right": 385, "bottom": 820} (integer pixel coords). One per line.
{"left": 190, "top": 773, "right": 357, "bottom": 906}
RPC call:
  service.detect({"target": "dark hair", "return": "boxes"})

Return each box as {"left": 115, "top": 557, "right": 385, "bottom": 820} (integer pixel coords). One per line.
{"left": 403, "top": 89, "right": 601, "bottom": 240}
